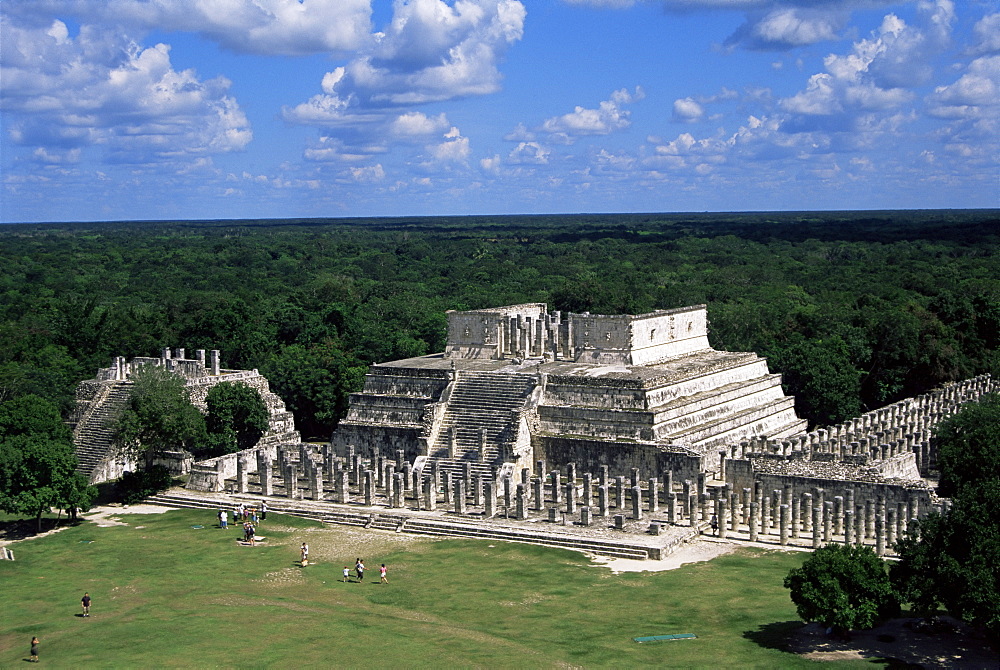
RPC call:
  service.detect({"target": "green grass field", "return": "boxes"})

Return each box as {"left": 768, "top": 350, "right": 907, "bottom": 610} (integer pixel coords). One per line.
{"left": 0, "top": 508, "right": 868, "bottom": 668}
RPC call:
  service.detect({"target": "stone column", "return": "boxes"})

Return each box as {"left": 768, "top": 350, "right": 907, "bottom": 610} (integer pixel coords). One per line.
{"left": 648, "top": 478, "right": 659, "bottom": 513}
{"left": 631, "top": 486, "right": 643, "bottom": 520}
{"left": 683, "top": 480, "right": 693, "bottom": 518}
{"left": 472, "top": 474, "right": 483, "bottom": 507}
{"left": 598, "top": 465, "right": 609, "bottom": 487}
{"left": 536, "top": 459, "right": 547, "bottom": 480}
{"left": 812, "top": 506, "right": 822, "bottom": 549}
{"left": 484, "top": 481, "right": 496, "bottom": 517}
{"left": 844, "top": 509, "right": 855, "bottom": 545}
{"left": 286, "top": 462, "right": 298, "bottom": 499}
{"left": 443, "top": 471, "right": 453, "bottom": 505}
{"left": 260, "top": 456, "right": 273, "bottom": 496}
{"left": 551, "top": 471, "right": 562, "bottom": 506}
{"left": 582, "top": 473, "right": 593, "bottom": 507}
{"left": 749, "top": 502, "right": 759, "bottom": 542}
{"left": 833, "top": 496, "right": 844, "bottom": 536}
{"left": 886, "top": 508, "right": 896, "bottom": 550}
{"left": 598, "top": 485, "right": 609, "bottom": 517}
{"left": 875, "top": 513, "right": 886, "bottom": 556}
{"left": 516, "top": 490, "right": 528, "bottom": 520}
{"left": 791, "top": 494, "right": 800, "bottom": 539}
{"left": 565, "top": 482, "right": 577, "bottom": 514}
{"left": 742, "top": 488, "right": 752, "bottom": 525}
{"left": 337, "top": 470, "right": 350, "bottom": 504}
{"left": 718, "top": 498, "right": 728, "bottom": 540}
{"left": 779, "top": 504, "right": 789, "bottom": 546}
{"left": 801, "top": 493, "right": 813, "bottom": 533}
{"left": 896, "top": 502, "right": 907, "bottom": 539}
{"left": 762, "top": 496, "right": 771, "bottom": 535}
{"left": 865, "top": 500, "right": 875, "bottom": 539}
{"left": 312, "top": 466, "right": 324, "bottom": 501}
{"left": 363, "top": 470, "right": 374, "bottom": 506}
{"left": 521, "top": 468, "right": 531, "bottom": 485}
{"left": 462, "top": 462, "right": 472, "bottom": 491}
{"left": 236, "top": 455, "right": 250, "bottom": 494}
{"left": 503, "top": 476, "right": 512, "bottom": 509}
{"left": 630, "top": 467, "right": 641, "bottom": 487}
{"left": 580, "top": 507, "right": 592, "bottom": 526}
{"left": 667, "top": 492, "right": 677, "bottom": 524}
{"left": 615, "top": 476, "right": 626, "bottom": 511}
{"left": 566, "top": 462, "right": 577, "bottom": 485}
{"left": 855, "top": 505, "right": 865, "bottom": 545}
{"left": 532, "top": 478, "right": 543, "bottom": 511}
{"left": 454, "top": 479, "right": 466, "bottom": 514}
{"left": 823, "top": 501, "right": 833, "bottom": 542}
{"left": 729, "top": 492, "right": 739, "bottom": 532}
{"left": 424, "top": 476, "right": 437, "bottom": 511}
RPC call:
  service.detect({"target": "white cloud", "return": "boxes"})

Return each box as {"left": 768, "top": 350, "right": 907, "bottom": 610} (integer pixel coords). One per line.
{"left": 429, "top": 127, "right": 472, "bottom": 162}
{"left": 1, "top": 19, "right": 251, "bottom": 163}
{"left": 284, "top": 0, "right": 525, "bottom": 128}
{"left": 969, "top": 13, "right": 1000, "bottom": 55}
{"left": 927, "top": 55, "right": 1000, "bottom": 119}
{"left": 535, "top": 87, "right": 644, "bottom": 142}
{"left": 391, "top": 112, "right": 452, "bottom": 137}
{"left": 508, "top": 141, "right": 550, "bottom": 164}
{"left": 672, "top": 97, "right": 704, "bottom": 122}
{"left": 4, "top": 0, "right": 373, "bottom": 56}
{"left": 727, "top": 7, "right": 846, "bottom": 50}
{"left": 350, "top": 164, "right": 386, "bottom": 183}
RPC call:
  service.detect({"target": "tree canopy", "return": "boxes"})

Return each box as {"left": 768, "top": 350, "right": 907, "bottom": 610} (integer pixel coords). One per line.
{"left": 784, "top": 543, "right": 899, "bottom": 632}
{"left": 113, "top": 365, "right": 206, "bottom": 467}
{"left": 891, "top": 394, "right": 1000, "bottom": 641}
{"left": 0, "top": 395, "right": 96, "bottom": 530}
{"left": 202, "top": 382, "right": 269, "bottom": 458}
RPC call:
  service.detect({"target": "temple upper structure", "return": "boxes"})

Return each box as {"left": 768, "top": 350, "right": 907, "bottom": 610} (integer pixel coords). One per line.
{"left": 443, "top": 303, "right": 710, "bottom": 365}
{"left": 332, "top": 303, "right": 808, "bottom": 482}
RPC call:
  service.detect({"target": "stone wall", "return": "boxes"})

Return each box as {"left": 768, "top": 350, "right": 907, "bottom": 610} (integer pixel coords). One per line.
{"left": 535, "top": 435, "right": 703, "bottom": 482}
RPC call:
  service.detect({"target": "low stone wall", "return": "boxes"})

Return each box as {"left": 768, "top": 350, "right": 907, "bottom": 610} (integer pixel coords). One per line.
{"left": 535, "top": 435, "right": 703, "bottom": 482}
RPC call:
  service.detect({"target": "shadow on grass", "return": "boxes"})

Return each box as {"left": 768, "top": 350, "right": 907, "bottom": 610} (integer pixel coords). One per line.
{"left": 742, "top": 620, "right": 803, "bottom": 652}
{"left": 0, "top": 517, "right": 83, "bottom": 543}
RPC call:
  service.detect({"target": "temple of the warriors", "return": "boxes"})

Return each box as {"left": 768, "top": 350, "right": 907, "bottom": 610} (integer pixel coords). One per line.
{"left": 74, "top": 304, "right": 998, "bottom": 559}
{"left": 331, "top": 303, "right": 806, "bottom": 482}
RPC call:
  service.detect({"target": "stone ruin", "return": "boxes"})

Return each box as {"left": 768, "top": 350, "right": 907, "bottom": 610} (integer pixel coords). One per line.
{"left": 79, "top": 304, "right": 998, "bottom": 558}
{"left": 69, "top": 348, "right": 299, "bottom": 484}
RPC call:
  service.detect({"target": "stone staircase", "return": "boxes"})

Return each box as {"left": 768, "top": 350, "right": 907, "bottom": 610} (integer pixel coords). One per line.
{"left": 72, "top": 381, "right": 133, "bottom": 479}
{"left": 144, "top": 489, "right": 660, "bottom": 560}
{"left": 426, "top": 372, "right": 536, "bottom": 480}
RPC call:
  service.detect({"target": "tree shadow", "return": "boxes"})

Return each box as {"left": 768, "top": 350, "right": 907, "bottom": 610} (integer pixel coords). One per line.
{"left": 0, "top": 517, "right": 83, "bottom": 543}
{"left": 742, "top": 620, "right": 804, "bottom": 652}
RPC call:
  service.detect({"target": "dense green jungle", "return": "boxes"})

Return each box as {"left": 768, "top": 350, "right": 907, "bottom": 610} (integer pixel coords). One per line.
{"left": 2, "top": 209, "right": 998, "bottom": 440}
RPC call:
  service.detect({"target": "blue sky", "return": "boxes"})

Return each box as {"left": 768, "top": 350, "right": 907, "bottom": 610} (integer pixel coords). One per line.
{"left": 2, "top": 0, "right": 997, "bottom": 223}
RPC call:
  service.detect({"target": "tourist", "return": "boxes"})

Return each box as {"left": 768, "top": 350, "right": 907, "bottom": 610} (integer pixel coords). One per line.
{"left": 356, "top": 558, "right": 365, "bottom": 582}
{"left": 81, "top": 592, "right": 91, "bottom": 617}
{"left": 30, "top": 636, "right": 39, "bottom": 662}
{"left": 247, "top": 523, "right": 256, "bottom": 546}
{"left": 219, "top": 509, "right": 227, "bottom": 529}
{"left": 251, "top": 508, "right": 258, "bottom": 525}
{"left": 380, "top": 563, "right": 388, "bottom": 584}
{"left": 300, "top": 542, "right": 309, "bottom": 567}
{"left": 260, "top": 501, "right": 267, "bottom": 521}
{"left": 232, "top": 506, "right": 240, "bottom": 526}
{"left": 710, "top": 514, "right": 719, "bottom": 536}
{"left": 343, "top": 566, "right": 350, "bottom": 582}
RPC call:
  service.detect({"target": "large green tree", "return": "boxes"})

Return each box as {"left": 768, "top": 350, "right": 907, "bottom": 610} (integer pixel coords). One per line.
{"left": 0, "top": 395, "right": 96, "bottom": 530}
{"left": 113, "top": 365, "right": 206, "bottom": 467}
{"left": 891, "top": 394, "right": 1000, "bottom": 641}
{"left": 202, "top": 382, "right": 269, "bottom": 458}
{"left": 784, "top": 543, "right": 899, "bottom": 632}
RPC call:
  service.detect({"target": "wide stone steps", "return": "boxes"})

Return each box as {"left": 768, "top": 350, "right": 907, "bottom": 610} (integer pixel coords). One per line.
{"left": 144, "top": 490, "right": 659, "bottom": 560}
{"left": 666, "top": 396, "right": 797, "bottom": 445}
{"left": 73, "top": 383, "right": 132, "bottom": 476}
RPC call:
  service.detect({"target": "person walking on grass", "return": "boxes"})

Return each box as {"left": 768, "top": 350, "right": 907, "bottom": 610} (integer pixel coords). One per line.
{"left": 343, "top": 566, "right": 350, "bottom": 582}
{"left": 380, "top": 563, "right": 388, "bottom": 584}
{"left": 81, "top": 592, "right": 91, "bottom": 617}
{"left": 219, "top": 509, "right": 227, "bottom": 529}
{"left": 300, "top": 543, "right": 309, "bottom": 567}
{"left": 356, "top": 558, "right": 365, "bottom": 582}
{"left": 30, "top": 636, "right": 39, "bottom": 662}
{"left": 261, "top": 501, "right": 268, "bottom": 521}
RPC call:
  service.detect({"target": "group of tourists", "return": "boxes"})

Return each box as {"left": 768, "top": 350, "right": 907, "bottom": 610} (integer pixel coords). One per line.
{"left": 219, "top": 501, "right": 268, "bottom": 545}
{"left": 339, "top": 558, "right": 388, "bottom": 584}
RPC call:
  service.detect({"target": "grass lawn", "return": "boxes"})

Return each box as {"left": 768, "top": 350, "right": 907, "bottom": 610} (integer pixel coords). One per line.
{"left": 0, "top": 508, "right": 867, "bottom": 668}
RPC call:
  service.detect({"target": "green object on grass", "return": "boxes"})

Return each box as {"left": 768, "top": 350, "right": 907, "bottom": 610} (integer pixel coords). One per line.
{"left": 190, "top": 525, "right": 204, "bottom": 529}
{"left": 633, "top": 633, "right": 697, "bottom": 643}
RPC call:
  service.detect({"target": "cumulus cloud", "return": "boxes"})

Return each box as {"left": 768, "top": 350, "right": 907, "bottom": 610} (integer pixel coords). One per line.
{"left": 1, "top": 18, "right": 251, "bottom": 163}
{"left": 508, "top": 141, "right": 550, "bottom": 164}
{"left": 969, "top": 13, "right": 1000, "bottom": 55}
{"left": 926, "top": 55, "right": 1000, "bottom": 119}
{"left": 283, "top": 0, "right": 525, "bottom": 127}
{"left": 533, "top": 87, "right": 644, "bottom": 143}
{"left": 727, "top": 7, "right": 847, "bottom": 50}
{"left": 429, "top": 127, "right": 472, "bottom": 162}
{"left": 3, "top": 0, "right": 372, "bottom": 56}
{"left": 673, "top": 97, "right": 705, "bottom": 122}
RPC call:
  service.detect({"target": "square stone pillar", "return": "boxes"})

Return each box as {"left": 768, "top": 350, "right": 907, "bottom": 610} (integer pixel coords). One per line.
{"left": 472, "top": 474, "right": 483, "bottom": 507}
{"left": 454, "top": 479, "right": 466, "bottom": 514}
{"left": 311, "top": 467, "right": 323, "bottom": 501}
{"left": 443, "top": 472, "right": 453, "bottom": 505}
{"left": 580, "top": 507, "right": 592, "bottom": 526}
{"left": 484, "top": 481, "right": 497, "bottom": 517}
{"left": 393, "top": 473, "right": 405, "bottom": 508}
{"left": 667, "top": 492, "right": 677, "bottom": 524}
{"left": 598, "top": 465, "right": 609, "bottom": 487}
{"left": 516, "top": 491, "right": 528, "bottom": 520}
{"left": 582, "top": 473, "right": 593, "bottom": 507}
{"left": 363, "top": 470, "right": 374, "bottom": 506}
{"left": 631, "top": 486, "right": 643, "bottom": 520}
{"left": 424, "top": 476, "right": 437, "bottom": 511}
{"left": 615, "top": 476, "right": 626, "bottom": 511}
{"left": 551, "top": 472, "right": 561, "bottom": 505}
{"left": 236, "top": 455, "right": 249, "bottom": 494}
{"left": 532, "top": 478, "right": 543, "bottom": 511}
{"left": 286, "top": 462, "right": 298, "bottom": 499}
{"left": 338, "top": 470, "right": 350, "bottom": 504}
{"left": 648, "top": 478, "right": 659, "bottom": 513}
{"left": 260, "top": 456, "right": 273, "bottom": 497}
{"left": 598, "top": 486, "right": 609, "bottom": 517}
{"left": 565, "top": 482, "right": 576, "bottom": 514}
{"left": 503, "top": 476, "right": 512, "bottom": 509}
